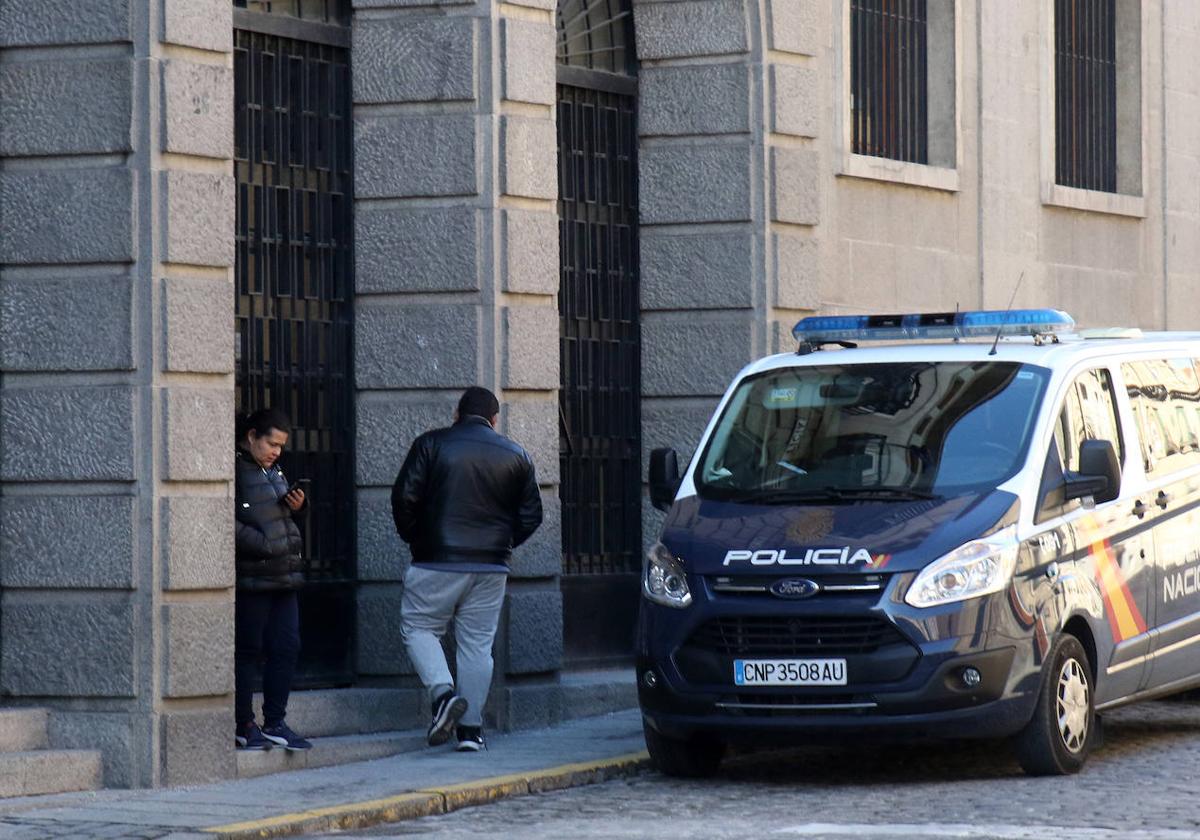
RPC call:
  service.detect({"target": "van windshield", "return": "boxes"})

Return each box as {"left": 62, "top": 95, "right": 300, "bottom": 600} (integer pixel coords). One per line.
{"left": 695, "top": 361, "right": 1050, "bottom": 502}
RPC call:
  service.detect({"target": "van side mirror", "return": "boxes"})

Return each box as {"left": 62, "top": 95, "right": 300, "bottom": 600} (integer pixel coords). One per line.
{"left": 649, "top": 448, "right": 681, "bottom": 512}
{"left": 1065, "top": 439, "right": 1121, "bottom": 504}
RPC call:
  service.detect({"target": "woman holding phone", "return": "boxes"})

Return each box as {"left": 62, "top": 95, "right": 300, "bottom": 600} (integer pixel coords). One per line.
{"left": 233, "top": 408, "right": 313, "bottom": 752}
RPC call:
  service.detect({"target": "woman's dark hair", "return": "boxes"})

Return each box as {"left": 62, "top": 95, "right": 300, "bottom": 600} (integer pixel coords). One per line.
{"left": 458, "top": 386, "right": 500, "bottom": 420}
{"left": 238, "top": 407, "right": 292, "bottom": 441}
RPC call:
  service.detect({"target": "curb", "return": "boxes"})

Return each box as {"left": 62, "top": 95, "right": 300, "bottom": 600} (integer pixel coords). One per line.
{"left": 202, "top": 751, "right": 651, "bottom": 839}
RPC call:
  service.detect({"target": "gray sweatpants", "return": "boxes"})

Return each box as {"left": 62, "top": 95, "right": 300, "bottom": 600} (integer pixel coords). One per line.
{"left": 400, "top": 565, "right": 507, "bottom": 728}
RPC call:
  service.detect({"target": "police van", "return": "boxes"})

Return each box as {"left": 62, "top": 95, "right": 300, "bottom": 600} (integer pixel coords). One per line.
{"left": 639, "top": 309, "right": 1200, "bottom": 777}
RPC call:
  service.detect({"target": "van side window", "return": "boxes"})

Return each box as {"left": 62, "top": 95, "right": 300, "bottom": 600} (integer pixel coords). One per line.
{"left": 1121, "top": 358, "right": 1200, "bottom": 475}
{"left": 1038, "top": 368, "right": 1122, "bottom": 522}
{"left": 1074, "top": 368, "right": 1124, "bottom": 467}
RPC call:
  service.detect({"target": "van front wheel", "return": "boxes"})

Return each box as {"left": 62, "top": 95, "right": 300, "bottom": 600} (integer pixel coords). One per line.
{"left": 1013, "top": 633, "right": 1094, "bottom": 776}
{"left": 642, "top": 720, "right": 725, "bottom": 778}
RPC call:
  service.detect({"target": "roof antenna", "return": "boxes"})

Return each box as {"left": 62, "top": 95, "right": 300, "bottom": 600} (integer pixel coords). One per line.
{"left": 989, "top": 271, "right": 1025, "bottom": 357}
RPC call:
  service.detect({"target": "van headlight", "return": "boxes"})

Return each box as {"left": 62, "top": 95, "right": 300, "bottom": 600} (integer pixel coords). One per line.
{"left": 644, "top": 542, "right": 692, "bottom": 608}
{"left": 905, "top": 526, "right": 1019, "bottom": 608}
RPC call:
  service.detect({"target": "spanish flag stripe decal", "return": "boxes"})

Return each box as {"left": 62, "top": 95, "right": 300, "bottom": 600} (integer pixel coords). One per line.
{"left": 1078, "top": 518, "right": 1147, "bottom": 643}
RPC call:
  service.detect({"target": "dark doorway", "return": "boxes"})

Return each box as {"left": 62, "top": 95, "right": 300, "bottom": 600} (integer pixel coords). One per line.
{"left": 556, "top": 0, "right": 640, "bottom": 667}
{"left": 233, "top": 4, "right": 355, "bottom": 686}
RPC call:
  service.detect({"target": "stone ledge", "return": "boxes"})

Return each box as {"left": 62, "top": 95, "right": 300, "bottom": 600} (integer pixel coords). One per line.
{"left": 1, "top": 0, "right": 131, "bottom": 47}
{"left": 162, "top": 0, "right": 232, "bottom": 53}
{"left": 634, "top": 0, "right": 748, "bottom": 60}
{"left": 0, "top": 386, "right": 136, "bottom": 482}
{"left": 0, "top": 274, "right": 134, "bottom": 372}
{"left": 0, "top": 751, "right": 103, "bottom": 798}
{"left": 355, "top": 114, "right": 478, "bottom": 199}
{"left": 0, "top": 168, "right": 133, "bottom": 265}
{"left": 354, "top": 16, "right": 477, "bottom": 104}
{"left": 0, "top": 57, "right": 132, "bottom": 156}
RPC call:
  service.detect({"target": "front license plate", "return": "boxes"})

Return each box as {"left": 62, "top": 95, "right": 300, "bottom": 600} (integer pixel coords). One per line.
{"left": 734, "top": 658, "right": 847, "bottom": 686}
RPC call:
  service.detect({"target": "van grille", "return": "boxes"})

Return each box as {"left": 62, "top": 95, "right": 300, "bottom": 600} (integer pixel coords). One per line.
{"left": 688, "top": 616, "right": 908, "bottom": 657}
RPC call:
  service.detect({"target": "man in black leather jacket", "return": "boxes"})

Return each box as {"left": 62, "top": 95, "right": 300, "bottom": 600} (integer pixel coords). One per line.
{"left": 391, "top": 387, "right": 542, "bottom": 751}
{"left": 234, "top": 408, "right": 312, "bottom": 752}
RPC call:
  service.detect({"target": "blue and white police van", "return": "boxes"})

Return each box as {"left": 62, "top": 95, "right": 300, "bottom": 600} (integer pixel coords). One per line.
{"left": 639, "top": 309, "right": 1200, "bottom": 776}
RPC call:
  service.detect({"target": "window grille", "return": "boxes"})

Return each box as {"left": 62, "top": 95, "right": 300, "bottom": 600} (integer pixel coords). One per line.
{"left": 234, "top": 27, "right": 355, "bottom": 684}
{"left": 557, "top": 0, "right": 635, "bottom": 75}
{"left": 557, "top": 84, "right": 641, "bottom": 579}
{"left": 1055, "top": 0, "right": 1118, "bottom": 192}
{"left": 850, "top": 0, "right": 929, "bottom": 164}
{"left": 233, "top": 0, "right": 350, "bottom": 25}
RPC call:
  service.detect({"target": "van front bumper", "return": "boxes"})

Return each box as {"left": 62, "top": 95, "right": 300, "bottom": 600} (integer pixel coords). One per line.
{"left": 638, "top": 643, "right": 1036, "bottom": 742}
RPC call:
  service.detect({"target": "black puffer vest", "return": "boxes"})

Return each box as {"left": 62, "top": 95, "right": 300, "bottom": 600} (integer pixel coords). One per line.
{"left": 234, "top": 449, "right": 304, "bottom": 591}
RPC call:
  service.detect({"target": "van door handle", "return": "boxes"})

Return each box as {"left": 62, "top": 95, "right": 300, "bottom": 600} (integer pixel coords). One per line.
{"left": 1156, "top": 491, "right": 1172, "bottom": 510}
{"left": 1132, "top": 500, "right": 1147, "bottom": 519}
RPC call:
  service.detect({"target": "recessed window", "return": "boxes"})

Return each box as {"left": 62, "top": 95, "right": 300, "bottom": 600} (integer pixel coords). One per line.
{"left": 1052, "top": 0, "right": 1141, "bottom": 197}
{"left": 1054, "top": 0, "right": 1116, "bottom": 191}
{"left": 233, "top": 0, "right": 350, "bottom": 25}
{"left": 840, "top": 0, "right": 959, "bottom": 190}
{"left": 850, "top": 0, "right": 929, "bottom": 164}
{"left": 556, "top": 0, "right": 635, "bottom": 75}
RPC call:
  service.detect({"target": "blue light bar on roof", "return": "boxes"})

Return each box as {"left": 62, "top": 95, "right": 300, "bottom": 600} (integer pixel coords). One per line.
{"left": 793, "top": 309, "right": 1075, "bottom": 345}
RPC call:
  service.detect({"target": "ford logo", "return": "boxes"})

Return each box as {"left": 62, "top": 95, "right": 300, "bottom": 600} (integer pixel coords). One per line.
{"left": 769, "top": 578, "right": 820, "bottom": 600}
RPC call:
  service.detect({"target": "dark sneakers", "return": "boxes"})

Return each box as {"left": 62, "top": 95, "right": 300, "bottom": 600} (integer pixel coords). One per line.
{"left": 261, "top": 721, "right": 313, "bottom": 751}
{"left": 428, "top": 692, "right": 468, "bottom": 747}
{"left": 235, "top": 721, "right": 271, "bottom": 751}
{"left": 455, "top": 725, "right": 485, "bottom": 752}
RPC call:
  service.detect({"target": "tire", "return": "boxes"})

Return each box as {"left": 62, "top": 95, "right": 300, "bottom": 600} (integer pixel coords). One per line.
{"left": 642, "top": 719, "right": 726, "bottom": 778}
{"left": 1013, "top": 633, "right": 1094, "bottom": 776}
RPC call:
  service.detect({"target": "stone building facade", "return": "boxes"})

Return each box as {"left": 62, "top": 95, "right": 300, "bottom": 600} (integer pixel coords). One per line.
{"left": 1, "top": 0, "right": 1198, "bottom": 788}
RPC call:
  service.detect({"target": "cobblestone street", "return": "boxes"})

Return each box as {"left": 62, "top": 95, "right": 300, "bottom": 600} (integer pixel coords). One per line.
{"left": 333, "top": 700, "right": 1200, "bottom": 839}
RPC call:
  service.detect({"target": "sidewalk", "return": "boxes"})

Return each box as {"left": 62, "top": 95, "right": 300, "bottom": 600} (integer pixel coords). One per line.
{"left": 0, "top": 710, "right": 649, "bottom": 840}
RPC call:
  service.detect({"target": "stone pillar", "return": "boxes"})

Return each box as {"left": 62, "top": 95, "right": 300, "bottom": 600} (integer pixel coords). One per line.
{"left": 350, "top": 0, "right": 563, "bottom": 727}
{"left": 633, "top": 0, "right": 825, "bottom": 540}
{"left": 0, "top": 0, "right": 236, "bottom": 787}
{"left": 1162, "top": 2, "right": 1200, "bottom": 329}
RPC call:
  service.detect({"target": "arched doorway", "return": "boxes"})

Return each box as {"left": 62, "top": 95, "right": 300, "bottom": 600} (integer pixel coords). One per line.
{"left": 556, "top": 0, "right": 641, "bottom": 666}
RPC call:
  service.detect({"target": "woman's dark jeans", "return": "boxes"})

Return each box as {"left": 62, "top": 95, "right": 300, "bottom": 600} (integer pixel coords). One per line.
{"left": 235, "top": 590, "right": 301, "bottom": 728}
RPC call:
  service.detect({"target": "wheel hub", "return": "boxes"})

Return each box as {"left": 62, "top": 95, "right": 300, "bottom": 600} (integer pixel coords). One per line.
{"left": 1055, "top": 658, "right": 1090, "bottom": 753}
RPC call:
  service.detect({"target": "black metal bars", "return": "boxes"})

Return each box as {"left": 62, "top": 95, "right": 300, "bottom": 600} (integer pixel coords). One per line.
{"left": 234, "top": 0, "right": 350, "bottom": 25}
{"left": 556, "top": 0, "right": 635, "bottom": 76}
{"left": 850, "top": 0, "right": 929, "bottom": 164}
{"left": 557, "top": 83, "right": 641, "bottom": 579}
{"left": 234, "top": 27, "right": 356, "bottom": 685}
{"left": 1055, "top": 0, "right": 1118, "bottom": 192}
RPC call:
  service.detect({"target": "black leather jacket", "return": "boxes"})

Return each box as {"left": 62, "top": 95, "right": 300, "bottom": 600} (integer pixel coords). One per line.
{"left": 234, "top": 449, "right": 305, "bottom": 590}
{"left": 391, "top": 416, "right": 543, "bottom": 568}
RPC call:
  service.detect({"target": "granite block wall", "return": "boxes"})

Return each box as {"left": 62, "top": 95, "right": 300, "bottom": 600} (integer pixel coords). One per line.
{"left": 350, "top": 0, "right": 562, "bottom": 716}
{"left": 0, "top": 0, "right": 235, "bottom": 787}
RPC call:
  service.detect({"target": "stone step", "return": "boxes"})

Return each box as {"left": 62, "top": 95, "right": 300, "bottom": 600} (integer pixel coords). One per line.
{"left": 0, "top": 709, "right": 49, "bottom": 753}
{"left": 559, "top": 670, "right": 637, "bottom": 722}
{"left": 253, "top": 688, "right": 425, "bottom": 739}
{"left": 236, "top": 729, "right": 428, "bottom": 779}
{"left": 266, "top": 672, "right": 635, "bottom": 738}
{"left": 0, "top": 749, "right": 103, "bottom": 798}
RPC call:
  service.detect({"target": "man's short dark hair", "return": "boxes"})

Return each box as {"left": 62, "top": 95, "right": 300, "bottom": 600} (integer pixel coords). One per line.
{"left": 458, "top": 387, "right": 500, "bottom": 420}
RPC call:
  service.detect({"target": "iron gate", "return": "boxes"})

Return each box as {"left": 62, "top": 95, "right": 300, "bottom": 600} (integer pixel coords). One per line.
{"left": 557, "top": 81, "right": 641, "bottom": 665}
{"left": 234, "top": 13, "right": 355, "bottom": 686}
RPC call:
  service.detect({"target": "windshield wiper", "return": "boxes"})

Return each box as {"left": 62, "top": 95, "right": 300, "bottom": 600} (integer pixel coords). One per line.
{"left": 721, "top": 486, "right": 937, "bottom": 505}
{"left": 722, "top": 488, "right": 851, "bottom": 505}
{"left": 827, "top": 486, "right": 938, "bottom": 500}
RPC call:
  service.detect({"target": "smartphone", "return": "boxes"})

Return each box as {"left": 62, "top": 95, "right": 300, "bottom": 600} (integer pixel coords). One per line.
{"left": 285, "top": 478, "right": 310, "bottom": 495}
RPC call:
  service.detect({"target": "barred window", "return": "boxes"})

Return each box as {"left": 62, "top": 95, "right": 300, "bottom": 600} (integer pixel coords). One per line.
{"left": 1050, "top": 0, "right": 1142, "bottom": 201}
{"left": 850, "top": 0, "right": 929, "bottom": 164}
{"left": 233, "top": 0, "right": 349, "bottom": 25}
{"left": 1055, "top": 0, "right": 1117, "bottom": 192}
